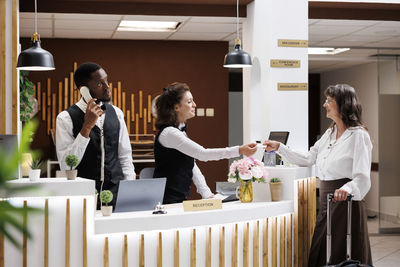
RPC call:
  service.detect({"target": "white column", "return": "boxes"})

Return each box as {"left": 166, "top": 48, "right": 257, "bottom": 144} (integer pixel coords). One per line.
{"left": 242, "top": 0, "right": 308, "bottom": 150}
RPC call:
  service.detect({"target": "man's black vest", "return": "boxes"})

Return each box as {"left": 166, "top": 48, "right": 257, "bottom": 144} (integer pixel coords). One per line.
{"left": 66, "top": 104, "right": 124, "bottom": 184}
{"left": 153, "top": 126, "right": 194, "bottom": 204}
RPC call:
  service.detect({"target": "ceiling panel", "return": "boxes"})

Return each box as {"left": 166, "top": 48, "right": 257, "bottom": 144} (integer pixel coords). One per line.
{"left": 55, "top": 19, "right": 119, "bottom": 30}
{"left": 123, "top": 15, "right": 189, "bottom": 22}
{"left": 351, "top": 26, "right": 400, "bottom": 36}
{"left": 20, "top": 28, "right": 53, "bottom": 38}
{"left": 168, "top": 32, "right": 228, "bottom": 40}
{"left": 314, "top": 19, "right": 381, "bottom": 27}
{"left": 179, "top": 22, "right": 237, "bottom": 33}
{"left": 55, "top": 29, "right": 113, "bottom": 39}
{"left": 54, "top": 13, "right": 122, "bottom": 20}
{"left": 112, "top": 31, "right": 172, "bottom": 40}
{"left": 20, "top": 18, "right": 53, "bottom": 29}
{"left": 309, "top": 25, "right": 366, "bottom": 35}
{"left": 189, "top": 16, "right": 243, "bottom": 23}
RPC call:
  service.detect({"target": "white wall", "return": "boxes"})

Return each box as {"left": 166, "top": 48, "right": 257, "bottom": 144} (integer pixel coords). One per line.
{"left": 320, "top": 62, "right": 379, "bottom": 213}
{"left": 242, "top": 0, "right": 308, "bottom": 151}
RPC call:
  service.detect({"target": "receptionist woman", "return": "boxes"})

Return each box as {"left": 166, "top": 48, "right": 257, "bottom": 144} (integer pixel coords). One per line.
{"left": 154, "top": 82, "right": 257, "bottom": 204}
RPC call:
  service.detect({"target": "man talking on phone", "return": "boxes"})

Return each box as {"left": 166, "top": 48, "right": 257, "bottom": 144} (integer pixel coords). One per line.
{"left": 56, "top": 62, "right": 135, "bottom": 208}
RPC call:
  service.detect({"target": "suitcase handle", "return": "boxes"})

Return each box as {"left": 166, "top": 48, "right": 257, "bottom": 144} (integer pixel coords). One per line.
{"left": 326, "top": 193, "right": 353, "bottom": 265}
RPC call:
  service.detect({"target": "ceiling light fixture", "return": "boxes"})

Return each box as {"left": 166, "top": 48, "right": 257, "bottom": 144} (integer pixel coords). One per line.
{"left": 17, "top": 0, "right": 55, "bottom": 71}
{"left": 117, "top": 20, "right": 180, "bottom": 32}
{"left": 223, "top": 0, "right": 252, "bottom": 68}
{"left": 308, "top": 47, "right": 350, "bottom": 55}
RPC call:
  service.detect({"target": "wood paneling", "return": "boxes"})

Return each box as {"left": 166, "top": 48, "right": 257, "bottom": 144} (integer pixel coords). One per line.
{"left": 206, "top": 227, "right": 211, "bottom": 267}
{"left": 0, "top": 0, "right": 6, "bottom": 134}
{"left": 253, "top": 221, "right": 259, "bottom": 267}
{"left": 174, "top": 231, "right": 179, "bottom": 267}
{"left": 219, "top": 226, "right": 225, "bottom": 267}
{"left": 12, "top": 0, "right": 17, "bottom": 134}
{"left": 263, "top": 218, "right": 268, "bottom": 267}
{"left": 232, "top": 224, "right": 238, "bottom": 267}
{"left": 190, "top": 229, "right": 196, "bottom": 267}
{"left": 123, "top": 235, "right": 128, "bottom": 267}
{"left": 139, "top": 234, "right": 144, "bottom": 267}
{"left": 104, "top": 237, "right": 109, "bottom": 267}
{"left": 158, "top": 232, "right": 162, "bottom": 267}
{"left": 243, "top": 223, "right": 249, "bottom": 267}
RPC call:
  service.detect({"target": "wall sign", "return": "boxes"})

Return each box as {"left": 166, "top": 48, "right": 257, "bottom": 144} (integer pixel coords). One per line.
{"left": 278, "top": 83, "right": 308, "bottom": 91}
{"left": 183, "top": 199, "right": 222, "bottom": 211}
{"left": 270, "top": 59, "right": 300, "bottom": 68}
{"left": 278, "top": 39, "right": 308, "bottom": 47}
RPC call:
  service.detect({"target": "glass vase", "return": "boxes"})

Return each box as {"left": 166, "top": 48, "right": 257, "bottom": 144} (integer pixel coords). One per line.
{"left": 239, "top": 180, "right": 253, "bottom": 203}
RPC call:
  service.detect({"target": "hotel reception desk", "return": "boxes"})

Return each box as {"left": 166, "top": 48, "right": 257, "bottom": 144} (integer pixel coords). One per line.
{"left": 3, "top": 167, "right": 316, "bottom": 267}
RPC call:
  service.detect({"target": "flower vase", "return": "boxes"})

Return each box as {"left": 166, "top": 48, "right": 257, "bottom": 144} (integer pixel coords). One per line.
{"left": 236, "top": 180, "right": 253, "bottom": 203}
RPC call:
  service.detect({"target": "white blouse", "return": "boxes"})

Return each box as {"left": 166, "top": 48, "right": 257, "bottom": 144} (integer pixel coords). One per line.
{"left": 158, "top": 124, "right": 239, "bottom": 199}
{"left": 56, "top": 98, "right": 136, "bottom": 180}
{"left": 277, "top": 126, "right": 372, "bottom": 200}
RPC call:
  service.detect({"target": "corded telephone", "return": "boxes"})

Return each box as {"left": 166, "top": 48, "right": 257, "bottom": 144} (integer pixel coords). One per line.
{"left": 80, "top": 86, "right": 92, "bottom": 103}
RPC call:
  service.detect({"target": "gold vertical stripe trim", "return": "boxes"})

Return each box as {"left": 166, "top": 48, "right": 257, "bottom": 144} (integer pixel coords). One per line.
{"left": 131, "top": 94, "right": 135, "bottom": 121}
{"left": 122, "top": 92, "right": 126, "bottom": 117}
{"left": 23, "top": 200, "right": 27, "bottom": 267}
{"left": 143, "top": 109, "right": 147, "bottom": 135}
{"left": 219, "top": 226, "right": 225, "bottom": 267}
{"left": 65, "top": 198, "right": 70, "bottom": 267}
{"left": 122, "top": 235, "right": 128, "bottom": 267}
{"left": 47, "top": 78, "right": 51, "bottom": 106}
{"left": 42, "top": 92, "right": 46, "bottom": 120}
{"left": 44, "top": 199, "right": 49, "bottom": 267}
{"left": 280, "top": 216, "right": 285, "bottom": 267}
{"left": 310, "top": 177, "right": 317, "bottom": 246}
{"left": 190, "top": 229, "right": 196, "bottom": 267}
{"left": 0, "top": 233, "right": 4, "bottom": 267}
{"left": 47, "top": 106, "right": 51, "bottom": 134}
{"left": 11, "top": 0, "right": 17, "bottom": 134}
{"left": 263, "top": 218, "right": 268, "bottom": 267}
{"left": 135, "top": 114, "right": 139, "bottom": 139}
{"left": 243, "top": 223, "right": 249, "bottom": 267}
{"left": 287, "top": 214, "right": 292, "bottom": 267}
{"left": 37, "top": 82, "right": 41, "bottom": 110}
{"left": 253, "top": 221, "right": 259, "bottom": 267}
{"left": 139, "top": 90, "right": 143, "bottom": 118}
{"left": 64, "top": 78, "right": 68, "bottom": 109}
{"left": 205, "top": 227, "right": 211, "bottom": 267}
{"left": 69, "top": 72, "right": 73, "bottom": 104}
{"left": 232, "top": 224, "right": 238, "bottom": 267}
{"left": 127, "top": 111, "right": 131, "bottom": 133}
{"left": 139, "top": 234, "right": 144, "bottom": 267}
{"left": 303, "top": 179, "right": 308, "bottom": 267}
{"left": 118, "top": 82, "right": 122, "bottom": 109}
{"left": 174, "top": 231, "right": 179, "bottom": 267}
{"left": 52, "top": 94, "right": 56, "bottom": 130}
{"left": 157, "top": 232, "right": 162, "bottom": 267}
{"left": 0, "top": 0, "right": 6, "bottom": 134}
{"left": 83, "top": 198, "right": 87, "bottom": 267}
{"left": 104, "top": 237, "right": 109, "bottom": 267}
{"left": 147, "top": 95, "right": 151, "bottom": 123}
{"left": 58, "top": 82, "right": 62, "bottom": 120}
{"left": 272, "top": 217, "right": 277, "bottom": 267}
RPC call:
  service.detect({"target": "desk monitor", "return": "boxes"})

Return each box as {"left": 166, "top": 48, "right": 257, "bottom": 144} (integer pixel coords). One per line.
{"left": 268, "top": 131, "right": 289, "bottom": 145}
{"left": 114, "top": 178, "right": 166, "bottom": 213}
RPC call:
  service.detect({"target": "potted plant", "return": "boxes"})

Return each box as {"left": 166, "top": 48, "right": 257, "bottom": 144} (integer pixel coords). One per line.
{"left": 65, "top": 154, "right": 78, "bottom": 180}
{"left": 269, "top": 177, "right": 282, "bottom": 201}
{"left": 100, "top": 190, "right": 113, "bottom": 216}
{"left": 228, "top": 157, "right": 268, "bottom": 203}
{"left": 28, "top": 157, "right": 42, "bottom": 181}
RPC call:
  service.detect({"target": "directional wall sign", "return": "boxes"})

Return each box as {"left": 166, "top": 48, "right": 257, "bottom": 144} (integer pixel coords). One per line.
{"left": 278, "top": 83, "right": 308, "bottom": 91}
{"left": 278, "top": 39, "right": 308, "bottom": 47}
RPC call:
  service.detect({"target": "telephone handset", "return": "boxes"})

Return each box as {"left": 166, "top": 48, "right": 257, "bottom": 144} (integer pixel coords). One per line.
{"left": 80, "top": 86, "right": 104, "bottom": 107}
{"left": 80, "top": 86, "right": 93, "bottom": 103}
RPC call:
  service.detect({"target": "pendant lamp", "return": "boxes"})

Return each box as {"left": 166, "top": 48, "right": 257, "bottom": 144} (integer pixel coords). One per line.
{"left": 223, "top": 0, "right": 252, "bottom": 68}
{"left": 17, "top": 0, "right": 55, "bottom": 71}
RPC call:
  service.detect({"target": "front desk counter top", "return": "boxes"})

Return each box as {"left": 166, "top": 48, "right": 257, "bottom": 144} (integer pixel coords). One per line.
{"left": 7, "top": 177, "right": 95, "bottom": 197}
{"left": 95, "top": 200, "right": 293, "bottom": 234}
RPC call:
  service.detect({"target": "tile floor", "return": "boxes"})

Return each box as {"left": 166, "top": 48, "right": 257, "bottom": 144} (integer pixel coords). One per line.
{"left": 368, "top": 217, "right": 400, "bottom": 267}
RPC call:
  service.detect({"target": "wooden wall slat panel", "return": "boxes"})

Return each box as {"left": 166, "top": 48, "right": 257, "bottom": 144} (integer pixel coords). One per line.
{"left": 303, "top": 179, "right": 309, "bottom": 267}
{"left": 0, "top": 0, "right": 6, "bottom": 134}
{"left": 253, "top": 221, "right": 259, "bottom": 267}
{"left": 122, "top": 235, "right": 128, "bottom": 267}
{"left": 243, "top": 222, "right": 249, "bottom": 267}
{"left": 0, "top": 233, "right": 4, "bottom": 267}
{"left": 174, "top": 231, "right": 179, "bottom": 267}
{"left": 263, "top": 218, "right": 268, "bottom": 267}
{"left": 272, "top": 217, "right": 277, "bottom": 267}
{"left": 206, "top": 227, "right": 211, "bottom": 267}
{"left": 280, "top": 216, "right": 285, "bottom": 267}
{"left": 219, "top": 226, "right": 225, "bottom": 267}
{"left": 104, "top": 237, "right": 109, "bottom": 267}
{"left": 232, "top": 224, "right": 238, "bottom": 267}
{"left": 287, "top": 214, "right": 292, "bottom": 267}
{"left": 190, "top": 229, "right": 196, "bottom": 267}
{"left": 11, "top": 0, "right": 18, "bottom": 134}
{"left": 139, "top": 234, "right": 144, "bottom": 267}
{"left": 157, "top": 232, "right": 162, "bottom": 267}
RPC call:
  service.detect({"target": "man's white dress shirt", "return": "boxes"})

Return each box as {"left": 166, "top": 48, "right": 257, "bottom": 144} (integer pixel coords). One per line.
{"left": 277, "top": 126, "right": 372, "bottom": 200}
{"left": 56, "top": 98, "right": 135, "bottom": 180}
{"left": 158, "top": 124, "right": 239, "bottom": 198}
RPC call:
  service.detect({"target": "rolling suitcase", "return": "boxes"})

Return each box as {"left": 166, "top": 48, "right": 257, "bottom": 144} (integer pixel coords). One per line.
{"left": 321, "top": 193, "right": 373, "bottom": 267}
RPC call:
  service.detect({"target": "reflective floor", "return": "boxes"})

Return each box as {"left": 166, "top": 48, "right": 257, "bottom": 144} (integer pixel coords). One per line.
{"left": 368, "top": 217, "right": 400, "bottom": 267}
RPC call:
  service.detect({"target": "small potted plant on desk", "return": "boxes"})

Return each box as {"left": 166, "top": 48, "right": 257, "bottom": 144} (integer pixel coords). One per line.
{"left": 65, "top": 154, "right": 78, "bottom": 180}
{"left": 28, "top": 157, "right": 42, "bottom": 181}
{"left": 100, "top": 190, "right": 113, "bottom": 216}
{"left": 269, "top": 177, "right": 282, "bottom": 201}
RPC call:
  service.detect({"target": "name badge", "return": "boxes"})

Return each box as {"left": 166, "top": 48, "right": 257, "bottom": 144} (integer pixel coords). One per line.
{"left": 183, "top": 199, "right": 222, "bottom": 212}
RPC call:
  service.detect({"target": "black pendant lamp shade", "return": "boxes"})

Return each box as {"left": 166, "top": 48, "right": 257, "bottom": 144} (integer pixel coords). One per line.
{"left": 223, "top": 41, "right": 252, "bottom": 68}
{"left": 17, "top": 36, "right": 55, "bottom": 71}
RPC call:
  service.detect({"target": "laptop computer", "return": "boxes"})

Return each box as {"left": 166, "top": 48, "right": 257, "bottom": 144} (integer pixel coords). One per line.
{"left": 114, "top": 178, "right": 167, "bottom": 212}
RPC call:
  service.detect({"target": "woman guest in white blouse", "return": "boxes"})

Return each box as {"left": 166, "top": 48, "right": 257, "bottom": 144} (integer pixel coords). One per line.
{"left": 154, "top": 82, "right": 257, "bottom": 204}
{"left": 264, "top": 84, "right": 372, "bottom": 266}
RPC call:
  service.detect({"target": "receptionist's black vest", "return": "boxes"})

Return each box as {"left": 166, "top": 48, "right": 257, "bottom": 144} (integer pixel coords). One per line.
{"left": 66, "top": 104, "right": 124, "bottom": 184}
{"left": 153, "top": 126, "right": 194, "bottom": 204}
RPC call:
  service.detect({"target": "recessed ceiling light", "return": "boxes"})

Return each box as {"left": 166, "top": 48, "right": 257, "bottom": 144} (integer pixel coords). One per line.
{"left": 117, "top": 20, "right": 181, "bottom": 32}
{"left": 308, "top": 47, "right": 350, "bottom": 55}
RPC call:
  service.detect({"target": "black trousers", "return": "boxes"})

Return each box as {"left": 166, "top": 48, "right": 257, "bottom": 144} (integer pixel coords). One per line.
{"left": 308, "top": 179, "right": 372, "bottom": 267}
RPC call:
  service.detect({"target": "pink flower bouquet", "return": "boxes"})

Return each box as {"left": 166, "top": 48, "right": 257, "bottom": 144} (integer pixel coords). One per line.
{"left": 228, "top": 157, "right": 268, "bottom": 183}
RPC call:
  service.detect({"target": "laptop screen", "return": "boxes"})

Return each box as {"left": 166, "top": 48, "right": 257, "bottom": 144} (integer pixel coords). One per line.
{"left": 114, "top": 178, "right": 166, "bottom": 213}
